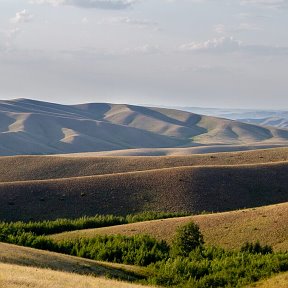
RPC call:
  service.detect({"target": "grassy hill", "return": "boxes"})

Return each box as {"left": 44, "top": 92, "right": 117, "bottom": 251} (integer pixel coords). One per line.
{"left": 1, "top": 148, "right": 288, "bottom": 221}
{"left": 0, "top": 147, "right": 288, "bottom": 182}
{"left": 0, "top": 242, "right": 148, "bottom": 282}
{"left": 1, "top": 161, "right": 288, "bottom": 221}
{"left": 1, "top": 99, "right": 288, "bottom": 156}
{"left": 51, "top": 202, "right": 288, "bottom": 252}
{"left": 0, "top": 263, "right": 150, "bottom": 288}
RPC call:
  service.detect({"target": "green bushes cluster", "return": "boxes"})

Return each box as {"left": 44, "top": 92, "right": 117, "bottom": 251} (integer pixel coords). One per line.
{"left": 240, "top": 241, "right": 273, "bottom": 254}
{"left": 58, "top": 235, "right": 170, "bottom": 266}
{"left": 147, "top": 246, "right": 288, "bottom": 287}
{"left": 0, "top": 211, "right": 189, "bottom": 237}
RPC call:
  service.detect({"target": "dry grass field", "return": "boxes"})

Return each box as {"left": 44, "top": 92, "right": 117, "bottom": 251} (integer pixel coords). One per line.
{"left": 246, "top": 272, "right": 288, "bottom": 288}
{"left": 0, "top": 242, "right": 148, "bottom": 282}
{"left": 0, "top": 262, "right": 151, "bottom": 288}
{"left": 51, "top": 202, "right": 288, "bottom": 252}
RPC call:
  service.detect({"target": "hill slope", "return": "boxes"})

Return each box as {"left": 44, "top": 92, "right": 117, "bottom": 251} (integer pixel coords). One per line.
{"left": 0, "top": 242, "right": 147, "bottom": 282}
{"left": 246, "top": 271, "right": 288, "bottom": 288}
{"left": 0, "top": 263, "right": 150, "bottom": 288}
{"left": 0, "top": 98, "right": 288, "bottom": 156}
{"left": 1, "top": 147, "right": 288, "bottom": 182}
{"left": 51, "top": 202, "right": 288, "bottom": 252}
{"left": 1, "top": 161, "right": 288, "bottom": 221}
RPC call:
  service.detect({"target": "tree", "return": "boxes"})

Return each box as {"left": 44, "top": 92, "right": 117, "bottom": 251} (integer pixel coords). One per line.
{"left": 172, "top": 222, "right": 204, "bottom": 257}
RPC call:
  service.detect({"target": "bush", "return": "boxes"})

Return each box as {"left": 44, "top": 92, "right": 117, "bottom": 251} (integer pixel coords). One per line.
{"left": 171, "top": 222, "right": 204, "bottom": 257}
{"left": 0, "top": 211, "right": 189, "bottom": 236}
{"left": 240, "top": 242, "right": 273, "bottom": 254}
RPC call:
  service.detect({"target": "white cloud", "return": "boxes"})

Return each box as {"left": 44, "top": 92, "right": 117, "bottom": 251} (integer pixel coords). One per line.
{"left": 178, "top": 36, "right": 288, "bottom": 56}
{"left": 82, "top": 17, "right": 89, "bottom": 24}
{"left": 30, "top": 0, "right": 138, "bottom": 9}
{"left": 10, "top": 9, "right": 33, "bottom": 24}
{"left": 179, "top": 37, "right": 242, "bottom": 53}
{"left": 98, "top": 16, "right": 159, "bottom": 29}
{"left": 214, "top": 23, "right": 261, "bottom": 35}
{"left": 240, "top": 0, "right": 288, "bottom": 9}
{"left": 123, "top": 44, "right": 161, "bottom": 55}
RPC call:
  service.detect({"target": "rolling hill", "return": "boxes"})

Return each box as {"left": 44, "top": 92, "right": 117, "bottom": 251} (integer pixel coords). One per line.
{"left": 0, "top": 148, "right": 288, "bottom": 221}
{"left": 0, "top": 98, "right": 288, "bottom": 156}
{"left": 0, "top": 147, "right": 288, "bottom": 182}
{"left": 176, "top": 106, "right": 288, "bottom": 129}
{"left": 243, "top": 117, "right": 288, "bottom": 129}
{"left": 0, "top": 242, "right": 149, "bottom": 287}
{"left": 51, "top": 202, "right": 288, "bottom": 252}
{"left": 0, "top": 263, "right": 150, "bottom": 288}
{"left": 1, "top": 161, "right": 288, "bottom": 221}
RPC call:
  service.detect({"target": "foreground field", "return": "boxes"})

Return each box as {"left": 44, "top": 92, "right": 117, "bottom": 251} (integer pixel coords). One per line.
{"left": 52, "top": 202, "right": 288, "bottom": 251}
{"left": 0, "top": 262, "right": 150, "bottom": 288}
{"left": 0, "top": 242, "right": 147, "bottom": 282}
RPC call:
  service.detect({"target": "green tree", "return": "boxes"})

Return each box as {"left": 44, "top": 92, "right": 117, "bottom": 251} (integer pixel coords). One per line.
{"left": 172, "top": 222, "right": 204, "bottom": 257}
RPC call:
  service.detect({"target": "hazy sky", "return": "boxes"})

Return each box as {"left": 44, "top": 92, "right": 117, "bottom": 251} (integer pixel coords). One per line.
{"left": 0, "top": 0, "right": 288, "bottom": 109}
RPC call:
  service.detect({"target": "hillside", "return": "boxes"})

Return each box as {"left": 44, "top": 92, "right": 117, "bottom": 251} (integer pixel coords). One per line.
{"left": 176, "top": 106, "right": 288, "bottom": 129}
{"left": 51, "top": 202, "right": 288, "bottom": 252}
{"left": 0, "top": 263, "right": 150, "bottom": 288}
{"left": 0, "top": 242, "right": 147, "bottom": 282}
{"left": 1, "top": 161, "right": 288, "bottom": 221}
{"left": 0, "top": 98, "right": 288, "bottom": 156}
{"left": 243, "top": 117, "right": 288, "bottom": 129}
{"left": 0, "top": 147, "right": 288, "bottom": 182}
{"left": 246, "top": 271, "right": 288, "bottom": 288}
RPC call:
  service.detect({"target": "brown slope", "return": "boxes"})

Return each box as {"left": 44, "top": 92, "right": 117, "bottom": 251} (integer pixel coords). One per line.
{"left": 51, "top": 202, "right": 288, "bottom": 252}
{"left": 0, "top": 162, "right": 288, "bottom": 221}
{"left": 1, "top": 147, "right": 288, "bottom": 182}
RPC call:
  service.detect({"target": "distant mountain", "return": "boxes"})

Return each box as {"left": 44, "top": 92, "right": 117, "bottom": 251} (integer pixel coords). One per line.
{"left": 0, "top": 98, "right": 288, "bottom": 156}
{"left": 174, "top": 106, "right": 288, "bottom": 129}
{"left": 242, "top": 117, "right": 288, "bottom": 129}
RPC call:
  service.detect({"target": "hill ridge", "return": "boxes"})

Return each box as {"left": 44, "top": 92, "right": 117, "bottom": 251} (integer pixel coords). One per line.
{"left": 1, "top": 98, "right": 288, "bottom": 156}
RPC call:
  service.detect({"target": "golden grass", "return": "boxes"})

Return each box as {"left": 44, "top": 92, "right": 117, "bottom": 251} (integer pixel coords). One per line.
{"left": 0, "top": 262, "right": 151, "bottom": 288}
{"left": 246, "top": 271, "right": 288, "bottom": 288}
{"left": 0, "top": 242, "right": 148, "bottom": 282}
{"left": 51, "top": 202, "right": 288, "bottom": 252}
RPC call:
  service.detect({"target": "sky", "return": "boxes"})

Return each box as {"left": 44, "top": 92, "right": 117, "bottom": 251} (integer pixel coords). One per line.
{"left": 0, "top": 0, "right": 288, "bottom": 109}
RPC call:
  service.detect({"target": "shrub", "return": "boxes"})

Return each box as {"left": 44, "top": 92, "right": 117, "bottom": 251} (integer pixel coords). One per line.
{"left": 171, "top": 222, "right": 204, "bottom": 257}
{"left": 240, "top": 242, "right": 273, "bottom": 254}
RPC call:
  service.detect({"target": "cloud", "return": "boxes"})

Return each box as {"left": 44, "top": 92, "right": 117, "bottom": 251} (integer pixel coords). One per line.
{"left": 98, "top": 16, "right": 159, "bottom": 29}
{"left": 179, "top": 37, "right": 242, "bottom": 53}
{"left": 30, "top": 0, "right": 138, "bottom": 9}
{"left": 123, "top": 44, "right": 161, "bottom": 55}
{"left": 214, "top": 23, "right": 261, "bottom": 35}
{"left": 10, "top": 9, "right": 33, "bottom": 24}
{"left": 178, "top": 36, "right": 288, "bottom": 56}
{"left": 240, "top": 0, "right": 288, "bottom": 9}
